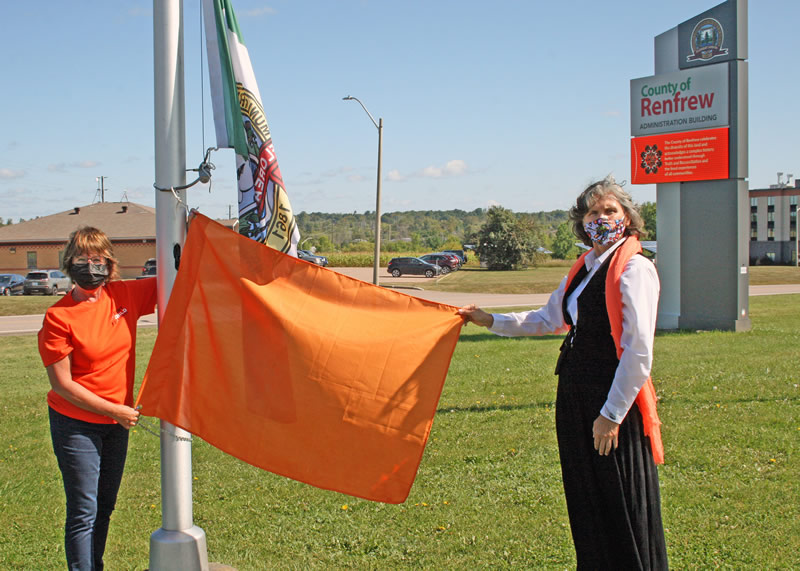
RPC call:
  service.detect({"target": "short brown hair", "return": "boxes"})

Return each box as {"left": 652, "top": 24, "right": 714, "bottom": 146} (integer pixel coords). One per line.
{"left": 62, "top": 226, "right": 120, "bottom": 282}
{"left": 568, "top": 175, "right": 645, "bottom": 247}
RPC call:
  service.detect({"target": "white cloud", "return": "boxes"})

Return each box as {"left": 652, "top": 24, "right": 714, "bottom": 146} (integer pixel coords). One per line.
{"left": 421, "top": 165, "right": 443, "bottom": 178}
{"left": 420, "top": 159, "right": 468, "bottom": 179}
{"left": 443, "top": 159, "right": 467, "bottom": 175}
{"left": 386, "top": 169, "right": 406, "bottom": 182}
{"left": 386, "top": 160, "right": 468, "bottom": 183}
{"left": 74, "top": 160, "right": 99, "bottom": 169}
{"left": 418, "top": 159, "right": 468, "bottom": 178}
{"left": 245, "top": 6, "right": 277, "bottom": 17}
{"left": 0, "top": 168, "right": 25, "bottom": 179}
{"left": 487, "top": 199, "right": 502, "bottom": 208}
{"left": 347, "top": 174, "right": 366, "bottom": 183}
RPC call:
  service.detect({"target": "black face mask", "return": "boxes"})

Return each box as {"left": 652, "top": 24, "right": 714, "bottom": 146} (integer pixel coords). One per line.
{"left": 69, "top": 263, "right": 108, "bottom": 290}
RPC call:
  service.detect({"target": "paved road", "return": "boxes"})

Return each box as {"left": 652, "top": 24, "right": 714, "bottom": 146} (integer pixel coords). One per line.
{"left": 2, "top": 269, "right": 798, "bottom": 336}
{"left": 0, "top": 312, "right": 159, "bottom": 337}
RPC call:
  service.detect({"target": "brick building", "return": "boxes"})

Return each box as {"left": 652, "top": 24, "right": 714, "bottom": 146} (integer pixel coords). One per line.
{"left": 0, "top": 202, "right": 156, "bottom": 279}
{"left": 749, "top": 176, "right": 799, "bottom": 265}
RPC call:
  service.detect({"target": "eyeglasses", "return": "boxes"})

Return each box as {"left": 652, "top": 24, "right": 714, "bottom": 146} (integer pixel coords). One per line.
{"left": 74, "top": 256, "right": 106, "bottom": 265}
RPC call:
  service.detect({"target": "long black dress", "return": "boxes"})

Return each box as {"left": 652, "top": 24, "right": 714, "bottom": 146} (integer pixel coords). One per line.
{"left": 555, "top": 253, "right": 668, "bottom": 570}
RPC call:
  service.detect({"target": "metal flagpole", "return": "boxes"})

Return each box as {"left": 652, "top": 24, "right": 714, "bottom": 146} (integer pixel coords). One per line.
{"left": 152, "top": 0, "right": 208, "bottom": 568}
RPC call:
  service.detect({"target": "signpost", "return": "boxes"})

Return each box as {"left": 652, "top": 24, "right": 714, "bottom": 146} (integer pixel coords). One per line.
{"left": 631, "top": 0, "right": 749, "bottom": 331}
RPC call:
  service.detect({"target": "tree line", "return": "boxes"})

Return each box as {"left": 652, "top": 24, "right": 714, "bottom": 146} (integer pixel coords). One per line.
{"left": 1, "top": 203, "right": 655, "bottom": 270}
{"left": 296, "top": 203, "right": 656, "bottom": 269}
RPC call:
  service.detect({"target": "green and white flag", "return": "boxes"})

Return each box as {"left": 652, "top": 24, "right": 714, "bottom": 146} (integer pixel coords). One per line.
{"left": 203, "top": 0, "right": 299, "bottom": 253}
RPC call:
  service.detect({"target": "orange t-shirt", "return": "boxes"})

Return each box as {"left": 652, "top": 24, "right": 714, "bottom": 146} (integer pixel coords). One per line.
{"left": 39, "top": 278, "right": 158, "bottom": 424}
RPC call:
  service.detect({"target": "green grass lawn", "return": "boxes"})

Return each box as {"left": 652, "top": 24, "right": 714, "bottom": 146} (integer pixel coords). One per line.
{"left": 384, "top": 264, "right": 800, "bottom": 294}
{"left": 1, "top": 295, "right": 797, "bottom": 569}
{"left": 0, "top": 294, "right": 64, "bottom": 317}
{"left": 747, "top": 265, "right": 800, "bottom": 285}
{"left": 392, "top": 266, "right": 572, "bottom": 294}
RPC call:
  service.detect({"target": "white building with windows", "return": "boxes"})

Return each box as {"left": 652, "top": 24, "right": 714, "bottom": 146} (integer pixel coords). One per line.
{"left": 749, "top": 175, "right": 799, "bottom": 265}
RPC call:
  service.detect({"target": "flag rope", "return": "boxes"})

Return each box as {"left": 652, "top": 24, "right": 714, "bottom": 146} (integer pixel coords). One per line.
{"left": 199, "top": 1, "right": 206, "bottom": 155}
{"left": 134, "top": 410, "right": 194, "bottom": 443}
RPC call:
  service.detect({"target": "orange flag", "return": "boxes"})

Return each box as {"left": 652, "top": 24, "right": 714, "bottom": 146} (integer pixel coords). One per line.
{"left": 136, "top": 213, "right": 463, "bottom": 503}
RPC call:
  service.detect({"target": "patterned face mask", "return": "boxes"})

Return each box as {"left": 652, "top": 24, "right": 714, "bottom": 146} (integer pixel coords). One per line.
{"left": 583, "top": 217, "right": 626, "bottom": 246}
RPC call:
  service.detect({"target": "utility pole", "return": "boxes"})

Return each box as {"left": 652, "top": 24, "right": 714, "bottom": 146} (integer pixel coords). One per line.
{"left": 96, "top": 176, "right": 108, "bottom": 203}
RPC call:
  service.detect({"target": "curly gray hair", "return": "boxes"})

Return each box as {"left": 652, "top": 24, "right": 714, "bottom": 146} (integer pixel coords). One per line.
{"left": 568, "top": 175, "right": 645, "bottom": 246}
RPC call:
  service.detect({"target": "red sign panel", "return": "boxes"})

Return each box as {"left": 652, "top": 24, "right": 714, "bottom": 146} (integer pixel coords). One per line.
{"left": 631, "top": 127, "right": 729, "bottom": 184}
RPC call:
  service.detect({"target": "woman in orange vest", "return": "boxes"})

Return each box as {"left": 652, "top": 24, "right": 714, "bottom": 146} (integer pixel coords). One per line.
{"left": 38, "top": 227, "right": 157, "bottom": 570}
{"left": 460, "top": 176, "right": 667, "bottom": 570}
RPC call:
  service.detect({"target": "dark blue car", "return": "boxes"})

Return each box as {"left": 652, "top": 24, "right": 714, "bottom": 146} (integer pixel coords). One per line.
{"left": 0, "top": 273, "right": 25, "bottom": 296}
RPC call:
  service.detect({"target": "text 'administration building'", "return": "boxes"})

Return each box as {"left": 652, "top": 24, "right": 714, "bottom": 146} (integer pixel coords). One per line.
{"left": 0, "top": 202, "right": 156, "bottom": 279}
{"left": 749, "top": 176, "right": 799, "bottom": 265}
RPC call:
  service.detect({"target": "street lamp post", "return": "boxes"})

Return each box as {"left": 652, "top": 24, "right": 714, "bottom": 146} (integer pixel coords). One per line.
{"left": 343, "top": 95, "right": 383, "bottom": 286}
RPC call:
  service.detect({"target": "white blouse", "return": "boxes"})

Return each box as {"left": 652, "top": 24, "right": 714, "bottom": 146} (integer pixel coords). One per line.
{"left": 489, "top": 239, "right": 660, "bottom": 423}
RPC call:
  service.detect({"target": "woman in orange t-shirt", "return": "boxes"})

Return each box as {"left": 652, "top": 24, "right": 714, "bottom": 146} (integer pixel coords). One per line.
{"left": 38, "top": 226, "right": 157, "bottom": 570}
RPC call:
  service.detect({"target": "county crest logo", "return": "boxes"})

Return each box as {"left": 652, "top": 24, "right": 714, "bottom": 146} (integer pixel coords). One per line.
{"left": 687, "top": 18, "right": 728, "bottom": 62}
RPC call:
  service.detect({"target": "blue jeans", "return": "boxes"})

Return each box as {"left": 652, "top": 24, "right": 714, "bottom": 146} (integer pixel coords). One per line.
{"left": 49, "top": 407, "right": 129, "bottom": 571}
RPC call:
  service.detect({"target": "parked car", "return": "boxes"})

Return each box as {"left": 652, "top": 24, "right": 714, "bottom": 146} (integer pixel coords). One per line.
{"left": 23, "top": 269, "right": 72, "bottom": 295}
{"left": 297, "top": 250, "right": 329, "bottom": 267}
{"left": 142, "top": 258, "right": 157, "bottom": 275}
{"left": 442, "top": 252, "right": 462, "bottom": 268}
{"left": 387, "top": 257, "right": 441, "bottom": 278}
{"left": 419, "top": 253, "right": 459, "bottom": 274}
{"left": 137, "top": 264, "right": 157, "bottom": 279}
{"left": 443, "top": 249, "right": 468, "bottom": 264}
{"left": 0, "top": 273, "right": 26, "bottom": 296}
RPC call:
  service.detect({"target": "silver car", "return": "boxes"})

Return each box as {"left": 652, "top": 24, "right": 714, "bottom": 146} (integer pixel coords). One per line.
{"left": 297, "top": 250, "right": 329, "bottom": 267}
{"left": 23, "top": 269, "right": 72, "bottom": 295}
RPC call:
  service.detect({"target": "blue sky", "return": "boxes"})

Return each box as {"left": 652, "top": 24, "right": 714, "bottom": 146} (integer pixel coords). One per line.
{"left": 1, "top": 1, "right": 798, "bottom": 222}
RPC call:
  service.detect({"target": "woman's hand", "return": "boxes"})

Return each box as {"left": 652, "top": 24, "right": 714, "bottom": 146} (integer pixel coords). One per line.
{"left": 111, "top": 405, "right": 140, "bottom": 430}
{"left": 458, "top": 304, "right": 494, "bottom": 328}
{"left": 592, "top": 415, "right": 620, "bottom": 455}
{"left": 47, "top": 358, "right": 140, "bottom": 428}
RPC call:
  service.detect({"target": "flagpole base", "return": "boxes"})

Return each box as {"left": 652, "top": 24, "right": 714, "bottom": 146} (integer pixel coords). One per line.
{"left": 149, "top": 526, "right": 208, "bottom": 571}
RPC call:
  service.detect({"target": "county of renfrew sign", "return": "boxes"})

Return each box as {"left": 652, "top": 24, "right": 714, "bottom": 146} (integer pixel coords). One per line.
{"left": 630, "top": 63, "right": 728, "bottom": 137}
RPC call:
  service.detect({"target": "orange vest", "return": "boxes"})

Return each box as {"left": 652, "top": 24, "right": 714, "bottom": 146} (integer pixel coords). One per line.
{"left": 565, "top": 237, "right": 664, "bottom": 464}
